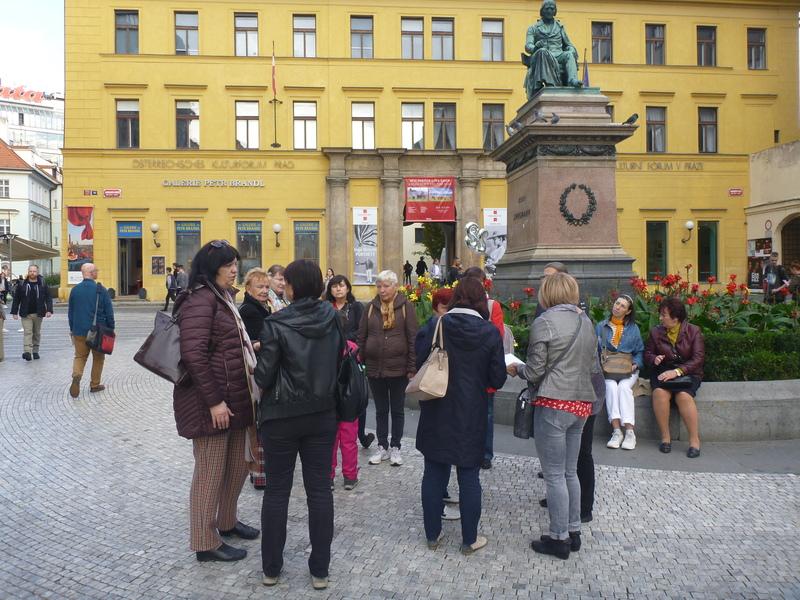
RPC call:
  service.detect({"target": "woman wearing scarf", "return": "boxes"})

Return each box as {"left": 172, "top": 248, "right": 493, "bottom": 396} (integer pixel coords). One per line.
{"left": 357, "top": 270, "right": 418, "bottom": 467}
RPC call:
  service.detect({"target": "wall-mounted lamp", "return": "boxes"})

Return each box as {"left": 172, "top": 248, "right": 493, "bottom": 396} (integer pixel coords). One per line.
{"left": 680, "top": 220, "right": 695, "bottom": 244}
{"left": 272, "top": 223, "right": 282, "bottom": 247}
{"left": 150, "top": 222, "right": 161, "bottom": 248}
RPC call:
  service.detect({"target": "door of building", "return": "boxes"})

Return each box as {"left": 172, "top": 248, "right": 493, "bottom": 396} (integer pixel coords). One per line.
{"left": 117, "top": 221, "right": 143, "bottom": 295}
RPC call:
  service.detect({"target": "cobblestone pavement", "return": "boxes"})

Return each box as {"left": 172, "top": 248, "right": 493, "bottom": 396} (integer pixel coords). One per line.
{"left": 0, "top": 307, "right": 798, "bottom": 600}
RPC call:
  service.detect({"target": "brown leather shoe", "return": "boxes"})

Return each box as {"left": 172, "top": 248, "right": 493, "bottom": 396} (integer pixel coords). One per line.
{"left": 89, "top": 385, "right": 106, "bottom": 393}
{"left": 69, "top": 376, "right": 81, "bottom": 398}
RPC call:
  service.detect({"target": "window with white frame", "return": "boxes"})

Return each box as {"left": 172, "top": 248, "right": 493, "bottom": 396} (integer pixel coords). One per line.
{"left": 481, "top": 19, "right": 503, "bottom": 61}
{"left": 0, "top": 219, "right": 9, "bottom": 235}
{"left": 401, "top": 103, "right": 424, "bottom": 150}
{"left": 0, "top": 179, "right": 9, "bottom": 198}
{"left": 116, "top": 100, "right": 139, "bottom": 148}
{"left": 176, "top": 101, "right": 200, "bottom": 149}
{"left": 293, "top": 102, "right": 317, "bottom": 149}
{"left": 432, "top": 18, "right": 454, "bottom": 60}
{"left": 401, "top": 18, "right": 423, "bottom": 59}
{"left": 235, "top": 101, "right": 259, "bottom": 149}
{"left": 175, "top": 12, "right": 199, "bottom": 55}
{"left": 293, "top": 15, "right": 316, "bottom": 57}
{"left": 235, "top": 13, "right": 258, "bottom": 57}
{"left": 351, "top": 16, "right": 373, "bottom": 59}
{"left": 352, "top": 102, "right": 375, "bottom": 150}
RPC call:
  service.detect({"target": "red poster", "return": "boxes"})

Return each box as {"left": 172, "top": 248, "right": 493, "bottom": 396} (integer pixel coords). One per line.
{"left": 404, "top": 177, "right": 456, "bottom": 222}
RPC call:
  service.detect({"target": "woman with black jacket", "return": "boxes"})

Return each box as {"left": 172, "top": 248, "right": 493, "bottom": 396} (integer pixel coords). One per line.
{"left": 255, "top": 260, "right": 343, "bottom": 591}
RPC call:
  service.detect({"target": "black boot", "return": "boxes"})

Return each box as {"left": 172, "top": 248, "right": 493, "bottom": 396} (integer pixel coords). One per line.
{"left": 531, "top": 536, "right": 570, "bottom": 559}
{"left": 568, "top": 532, "right": 581, "bottom": 552}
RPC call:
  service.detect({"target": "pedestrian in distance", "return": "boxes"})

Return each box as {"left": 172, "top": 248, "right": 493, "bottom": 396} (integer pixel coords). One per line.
{"left": 645, "top": 297, "right": 705, "bottom": 458}
{"left": 0, "top": 266, "right": 10, "bottom": 305}
{"left": 325, "top": 274, "right": 373, "bottom": 451}
{"left": 415, "top": 277, "right": 507, "bottom": 554}
{"left": 0, "top": 301, "right": 5, "bottom": 361}
{"left": 238, "top": 267, "right": 272, "bottom": 490}
{"left": 596, "top": 294, "right": 644, "bottom": 450}
{"left": 255, "top": 260, "right": 343, "bottom": 590}
{"left": 10, "top": 264, "right": 53, "bottom": 361}
{"left": 175, "top": 264, "right": 189, "bottom": 294}
{"left": 415, "top": 256, "right": 428, "bottom": 280}
{"left": 430, "top": 257, "right": 442, "bottom": 285}
{"left": 445, "top": 258, "right": 462, "bottom": 286}
{"left": 788, "top": 261, "right": 800, "bottom": 302}
{"left": 266, "top": 264, "right": 289, "bottom": 312}
{"left": 403, "top": 260, "right": 413, "bottom": 285}
{"left": 508, "top": 273, "right": 600, "bottom": 560}
{"left": 164, "top": 267, "right": 178, "bottom": 311}
{"left": 172, "top": 240, "right": 260, "bottom": 564}
{"left": 357, "top": 270, "right": 418, "bottom": 467}
{"left": 763, "top": 252, "right": 790, "bottom": 304}
{"left": 67, "top": 263, "right": 114, "bottom": 397}
{"left": 323, "top": 267, "right": 335, "bottom": 291}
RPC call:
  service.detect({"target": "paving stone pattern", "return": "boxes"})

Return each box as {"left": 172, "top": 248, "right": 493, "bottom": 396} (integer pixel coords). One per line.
{"left": 0, "top": 308, "right": 798, "bottom": 599}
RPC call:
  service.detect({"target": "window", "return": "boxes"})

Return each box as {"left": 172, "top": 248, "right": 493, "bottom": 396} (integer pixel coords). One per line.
{"left": 236, "top": 221, "right": 262, "bottom": 281}
{"left": 176, "top": 101, "right": 200, "bottom": 149}
{"left": 293, "top": 102, "right": 317, "bottom": 150}
{"left": 747, "top": 28, "right": 766, "bottom": 70}
{"left": 175, "top": 221, "right": 201, "bottom": 270}
{"left": 401, "top": 18, "right": 423, "bottom": 59}
{"left": 774, "top": 130, "right": 780, "bottom": 144}
{"left": 414, "top": 227, "right": 425, "bottom": 244}
{"left": 294, "top": 221, "right": 319, "bottom": 263}
{"left": 434, "top": 103, "right": 456, "bottom": 150}
{"left": 605, "top": 105, "right": 615, "bottom": 121}
{"left": 698, "top": 107, "right": 718, "bottom": 153}
{"left": 235, "top": 13, "right": 258, "bottom": 57}
{"left": 351, "top": 16, "right": 373, "bottom": 58}
{"left": 175, "top": 12, "right": 199, "bottom": 55}
{"left": 432, "top": 18, "right": 454, "bottom": 61}
{"left": 235, "top": 101, "right": 259, "bottom": 150}
{"left": 646, "top": 222, "right": 667, "bottom": 281}
{"left": 697, "top": 26, "right": 716, "bottom": 66}
{"left": 482, "top": 19, "right": 503, "bottom": 61}
{"left": 352, "top": 102, "right": 375, "bottom": 150}
{"left": 646, "top": 107, "right": 666, "bottom": 153}
{"left": 116, "top": 100, "right": 139, "bottom": 148}
{"left": 0, "top": 179, "right": 9, "bottom": 198}
{"left": 115, "top": 10, "right": 139, "bottom": 54}
{"left": 401, "top": 103, "right": 424, "bottom": 150}
{"left": 482, "top": 104, "right": 504, "bottom": 151}
{"left": 645, "top": 24, "right": 664, "bottom": 65}
{"left": 18, "top": 112, "right": 24, "bottom": 126}
{"left": 0, "top": 218, "right": 9, "bottom": 235}
{"left": 293, "top": 15, "right": 316, "bottom": 58}
{"left": 698, "top": 221, "right": 718, "bottom": 281}
{"left": 592, "top": 22, "right": 613, "bottom": 63}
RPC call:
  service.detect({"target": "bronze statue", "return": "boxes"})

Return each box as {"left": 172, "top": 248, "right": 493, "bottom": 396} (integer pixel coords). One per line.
{"left": 523, "top": 0, "right": 581, "bottom": 99}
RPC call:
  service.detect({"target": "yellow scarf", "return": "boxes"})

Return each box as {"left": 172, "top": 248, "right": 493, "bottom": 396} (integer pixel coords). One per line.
{"left": 610, "top": 316, "right": 624, "bottom": 347}
{"left": 380, "top": 294, "right": 397, "bottom": 330}
{"left": 666, "top": 322, "right": 681, "bottom": 346}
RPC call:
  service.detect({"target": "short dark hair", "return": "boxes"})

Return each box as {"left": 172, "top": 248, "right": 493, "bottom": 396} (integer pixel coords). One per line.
{"left": 325, "top": 274, "right": 356, "bottom": 303}
{"left": 447, "top": 277, "right": 489, "bottom": 319}
{"left": 188, "top": 241, "right": 241, "bottom": 288}
{"left": 166, "top": 267, "right": 172, "bottom": 273}
{"left": 658, "top": 296, "right": 687, "bottom": 322}
{"left": 462, "top": 266, "right": 486, "bottom": 281}
{"left": 284, "top": 259, "right": 323, "bottom": 301}
{"left": 543, "top": 261, "right": 568, "bottom": 274}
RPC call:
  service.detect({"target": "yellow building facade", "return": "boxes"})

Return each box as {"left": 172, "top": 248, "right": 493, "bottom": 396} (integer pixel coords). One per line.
{"left": 63, "top": 0, "right": 800, "bottom": 299}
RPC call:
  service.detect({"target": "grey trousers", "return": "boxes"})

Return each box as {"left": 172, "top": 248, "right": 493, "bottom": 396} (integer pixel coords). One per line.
{"left": 22, "top": 315, "right": 43, "bottom": 354}
{"left": 534, "top": 405, "right": 586, "bottom": 540}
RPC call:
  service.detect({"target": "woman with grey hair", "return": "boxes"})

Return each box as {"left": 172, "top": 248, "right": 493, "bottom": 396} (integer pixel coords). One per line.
{"left": 357, "top": 270, "right": 418, "bottom": 467}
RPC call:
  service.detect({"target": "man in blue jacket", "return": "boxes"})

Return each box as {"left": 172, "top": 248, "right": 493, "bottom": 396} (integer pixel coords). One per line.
{"left": 68, "top": 263, "right": 115, "bottom": 398}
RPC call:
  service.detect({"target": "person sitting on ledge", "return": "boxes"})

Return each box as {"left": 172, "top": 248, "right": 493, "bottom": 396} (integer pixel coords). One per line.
{"left": 523, "top": 0, "right": 581, "bottom": 99}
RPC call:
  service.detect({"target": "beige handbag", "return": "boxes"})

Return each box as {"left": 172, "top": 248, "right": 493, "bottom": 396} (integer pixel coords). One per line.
{"left": 406, "top": 317, "right": 449, "bottom": 402}
{"left": 599, "top": 336, "right": 634, "bottom": 382}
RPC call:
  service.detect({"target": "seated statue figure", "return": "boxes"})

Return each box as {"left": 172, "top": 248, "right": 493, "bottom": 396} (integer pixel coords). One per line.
{"left": 523, "top": 0, "right": 581, "bottom": 99}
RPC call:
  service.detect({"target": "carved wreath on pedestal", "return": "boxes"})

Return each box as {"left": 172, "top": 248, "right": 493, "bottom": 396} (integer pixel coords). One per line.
{"left": 559, "top": 183, "right": 597, "bottom": 226}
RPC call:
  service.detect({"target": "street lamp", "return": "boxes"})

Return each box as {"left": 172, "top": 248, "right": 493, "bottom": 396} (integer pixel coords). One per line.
{"left": 272, "top": 223, "right": 282, "bottom": 248}
{"left": 150, "top": 223, "right": 161, "bottom": 248}
{"left": 680, "top": 220, "right": 695, "bottom": 244}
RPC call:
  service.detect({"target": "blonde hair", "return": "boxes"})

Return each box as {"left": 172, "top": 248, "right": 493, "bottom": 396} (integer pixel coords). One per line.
{"left": 538, "top": 272, "right": 579, "bottom": 309}
{"left": 243, "top": 267, "right": 269, "bottom": 290}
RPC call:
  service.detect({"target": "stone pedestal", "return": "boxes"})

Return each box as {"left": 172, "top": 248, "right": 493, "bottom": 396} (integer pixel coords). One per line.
{"left": 490, "top": 88, "right": 637, "bottom": 298}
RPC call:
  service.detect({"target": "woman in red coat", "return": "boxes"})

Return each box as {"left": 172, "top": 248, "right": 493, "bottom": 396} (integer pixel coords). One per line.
{"left": 172, "top": 240, "right": 260, "bottom": 562}
{"left": 644, "top": 297, "right": 705, "bottom": 458}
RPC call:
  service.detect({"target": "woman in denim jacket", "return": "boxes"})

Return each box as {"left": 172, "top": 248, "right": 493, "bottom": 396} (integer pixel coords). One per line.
{"left": 596, "top": 294, "right": 644, "bottom": 451}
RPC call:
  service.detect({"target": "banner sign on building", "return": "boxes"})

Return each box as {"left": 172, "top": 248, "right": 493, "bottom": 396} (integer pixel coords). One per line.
{"left": 117, "top": 221, "right": 142, "bottom": 238}
{"left": 353, "top": 207, "right": 378, "bottom": 285}
{"left": 404, "top": 177, "right": 456, "bottom": 222}
{"left": 747, "top": 238, "right": 773, "bottom": 290}
{"left": 67, "top": 206, "right": 94, "bottom": 284}
{"left": 483, "top": 208, "right": 508, "bottom": 275}
{"left": 176, "top": 221, "right": 201, "bottom": 234}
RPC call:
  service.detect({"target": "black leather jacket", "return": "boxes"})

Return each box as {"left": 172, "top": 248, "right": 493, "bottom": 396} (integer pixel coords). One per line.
{"left": 255, "top": 297, "right": 342, "bottom": 423}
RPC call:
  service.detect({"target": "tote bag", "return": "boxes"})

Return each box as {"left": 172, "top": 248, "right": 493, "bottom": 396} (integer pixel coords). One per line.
{"left": 134, "top": 311, "right": 184, "bottom": 384}
{"left": 405, "top": 317, "right": 448, "bottom": 402}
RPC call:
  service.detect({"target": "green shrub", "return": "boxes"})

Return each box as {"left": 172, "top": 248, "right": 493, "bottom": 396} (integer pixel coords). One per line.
{"left": 44, "top": 274, "right": 61, "bottom": 286}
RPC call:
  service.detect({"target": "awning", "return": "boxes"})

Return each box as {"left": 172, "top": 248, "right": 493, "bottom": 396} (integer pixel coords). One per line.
{"left": 0, "top": 236, "right": 60, "bottom": 261}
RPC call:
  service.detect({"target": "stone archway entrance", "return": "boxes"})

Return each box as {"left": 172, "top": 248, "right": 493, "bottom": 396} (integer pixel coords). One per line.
{"left": 781, "top": 215, "right": 800, "bottom": 266}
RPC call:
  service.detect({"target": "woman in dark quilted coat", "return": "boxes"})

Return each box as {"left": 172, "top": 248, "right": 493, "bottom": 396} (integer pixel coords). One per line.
{"left": 172, "top": 241, "right": 260, "bottom": 563}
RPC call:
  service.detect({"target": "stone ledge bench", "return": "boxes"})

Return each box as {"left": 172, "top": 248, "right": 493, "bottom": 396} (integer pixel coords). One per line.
{"left": 406, "top": 377, "right": 800, "bottom": 442}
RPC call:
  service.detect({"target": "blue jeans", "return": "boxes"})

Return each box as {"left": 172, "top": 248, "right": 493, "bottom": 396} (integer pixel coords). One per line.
{"left": 534, "top": 405, "right": 586, "bottom": 540}
{"left": 484, "top": 393, "right": 494, "bottom": 461}
{"left": 421, "top": 459, "right": 480, "bottom": 546}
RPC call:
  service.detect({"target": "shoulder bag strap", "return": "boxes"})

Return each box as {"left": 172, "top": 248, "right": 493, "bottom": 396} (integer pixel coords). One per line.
{"left": 92, "top": 287, "right": 101, "bottom": 327}
{"left": 431, "top": 316, "right": 444, "bottom": 350}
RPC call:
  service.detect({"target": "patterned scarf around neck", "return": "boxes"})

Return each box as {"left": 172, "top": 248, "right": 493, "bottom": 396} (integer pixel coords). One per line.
{"left": 380, "top": 294, "right": 397, "bottom": 330}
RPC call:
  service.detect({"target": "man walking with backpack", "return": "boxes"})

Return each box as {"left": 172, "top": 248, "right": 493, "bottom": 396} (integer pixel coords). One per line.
{"left": 68, "top": 263, "right": 115, "bottom": 398}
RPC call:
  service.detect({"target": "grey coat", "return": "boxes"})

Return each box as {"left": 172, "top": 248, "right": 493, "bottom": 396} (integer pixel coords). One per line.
{"left": 519, "top": 305, "right": 599, "bottom": 402}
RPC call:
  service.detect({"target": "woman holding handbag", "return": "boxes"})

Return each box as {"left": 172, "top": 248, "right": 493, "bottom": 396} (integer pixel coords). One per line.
{"left": 644, "top": 297, "right": 705, "bottom": 458}
{"left": 415, "top": 277, "right": 506, "bottom": 554}
{"left": 596, "top": 294, "right": 644, "bottom": 450}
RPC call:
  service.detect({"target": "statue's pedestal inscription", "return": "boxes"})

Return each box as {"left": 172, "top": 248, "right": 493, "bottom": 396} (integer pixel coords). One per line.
{"left": 490, "top": 88, "right": 637, "bottom": 298}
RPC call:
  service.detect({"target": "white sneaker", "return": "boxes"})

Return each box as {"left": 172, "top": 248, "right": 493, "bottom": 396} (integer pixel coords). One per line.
{"left": 621, "top": 429, "right": 637, "bottom": 450}
{"left": 442, "top": 505, "right": 461, "bottom": 521}
{"left": 389, "top": 447, "right": 403, "bottom": 466}
{"left": 607, "top": 429, "right": 624, "bottom": 449}
{"left": 369, "top": 447, "right": 389, "bottom": 465}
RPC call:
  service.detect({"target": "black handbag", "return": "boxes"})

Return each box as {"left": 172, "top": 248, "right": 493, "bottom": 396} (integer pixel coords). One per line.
{"left": 659, "top": 375, "right": 693, "bottom": 390}
{"left": 333, "top": 317, "right": 369, "bottom": 422}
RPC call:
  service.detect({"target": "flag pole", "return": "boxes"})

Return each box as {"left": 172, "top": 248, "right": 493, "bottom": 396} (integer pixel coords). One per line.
{"left": 270, "top": 40, "right": 282, "bottom": 148}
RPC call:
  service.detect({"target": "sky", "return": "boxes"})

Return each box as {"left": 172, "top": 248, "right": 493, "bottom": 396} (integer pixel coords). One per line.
{"left": 0, "top": 0, "right": 65, "bottom": 93}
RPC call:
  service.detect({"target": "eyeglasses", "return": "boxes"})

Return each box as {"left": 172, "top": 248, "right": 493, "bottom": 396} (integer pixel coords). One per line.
{"left": 210, "top": 239, "right": 231, "bottom": 249}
